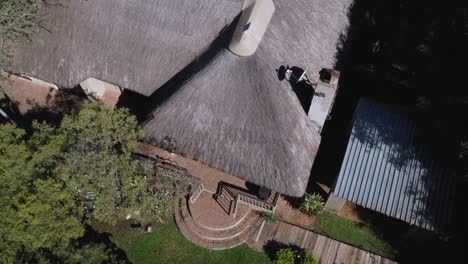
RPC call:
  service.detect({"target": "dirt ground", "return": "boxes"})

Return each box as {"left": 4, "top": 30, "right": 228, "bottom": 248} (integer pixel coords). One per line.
{"left": 0, "top": 72, "right": 58, "bottom": 114}
{"left": 0, "top": 72, "right": 85, "bottom": 126}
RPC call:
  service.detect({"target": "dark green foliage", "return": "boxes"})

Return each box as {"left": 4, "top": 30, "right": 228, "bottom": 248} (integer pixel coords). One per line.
{"left": 265, "top": 241, "right": 318, "bottom": 264}
{"left": 56, "top": 104, "right": 175, "bottom": 225}
{"left": 0, "top": 104, "right": 168, "bottom": 262}
{"left": 0, "top": 123, "right": 84, "bottom": 263}
{"left": 17, "top": 239, "right": 128, "bottom": 264}
{"left": 53, "top": 243, "right": 121, "bottom": 264}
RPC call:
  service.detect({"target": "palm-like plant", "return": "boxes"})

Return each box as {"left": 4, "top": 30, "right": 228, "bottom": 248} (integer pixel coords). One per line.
{"left": 300, "top": 193, "right": 324, "bottom": 216}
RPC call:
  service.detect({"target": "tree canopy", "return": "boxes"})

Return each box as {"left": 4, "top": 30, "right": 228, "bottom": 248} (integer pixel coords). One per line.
{"left": 0, "top": 123, "right": 84, "bottom": 263}
{"left": 56, "top": 104, "right": 174, "bottom": 225}
{"left": 0, "top": 103, "right": 174, "bottom": 262}
{"left": 0, "top": 0, "right": 56, "bottom": 69}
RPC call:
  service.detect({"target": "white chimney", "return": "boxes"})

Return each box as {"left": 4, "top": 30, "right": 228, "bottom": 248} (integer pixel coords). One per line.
{"left": 229, "top": 0, "right": 275, "bottom": 57}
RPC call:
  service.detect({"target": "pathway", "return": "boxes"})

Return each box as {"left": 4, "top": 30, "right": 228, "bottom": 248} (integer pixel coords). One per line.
{"left": 252, "top": 221, "right": 398, "bottom": 264}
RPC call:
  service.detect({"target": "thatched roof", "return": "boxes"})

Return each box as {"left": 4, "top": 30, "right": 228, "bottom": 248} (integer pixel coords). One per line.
{"left": 143, "top": 0, "right": 352, "bottom": 197}
{"left": 12, "top": 0, "right": 353, "bottom": 196}
{"left": 12, "top": 0, "right": 243, "bottom": 96}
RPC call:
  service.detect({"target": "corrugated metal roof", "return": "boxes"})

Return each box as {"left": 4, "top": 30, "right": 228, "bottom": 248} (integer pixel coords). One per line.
{"left": 333, "top": 99, "right": 456, "bottom": 233}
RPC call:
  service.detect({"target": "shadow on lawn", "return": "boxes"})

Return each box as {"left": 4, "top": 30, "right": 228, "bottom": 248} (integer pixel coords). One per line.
{"left": 345, "top": 204, "right": 448, "bottom": 263}
{"left": 80, "top": 224, "right": 131, "bottom": 262}
{"left": 16, "top": 224, "right": 131, "bottom": 263}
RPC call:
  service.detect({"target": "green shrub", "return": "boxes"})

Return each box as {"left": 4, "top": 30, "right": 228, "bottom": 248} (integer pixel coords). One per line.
{"left": 302, "top": 253, "right": 318, "bottom": 264}
{"left": 261, "top": 212, "right": 276, "bottom": 223}
{"left": 276, "top": 248, "right": 295, "bottom": 264}
{"left": 300, "top": 193, "right": 324, "bottom": 216}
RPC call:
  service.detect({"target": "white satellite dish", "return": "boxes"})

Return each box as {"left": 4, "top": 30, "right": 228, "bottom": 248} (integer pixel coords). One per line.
{"left": 297, "top": 66, "right": 308, "bottom": 82}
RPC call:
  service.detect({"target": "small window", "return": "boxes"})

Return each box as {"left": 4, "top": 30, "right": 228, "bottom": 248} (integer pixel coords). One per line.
{"left": 243, "top": 22, "right": 251, "bottom": 32}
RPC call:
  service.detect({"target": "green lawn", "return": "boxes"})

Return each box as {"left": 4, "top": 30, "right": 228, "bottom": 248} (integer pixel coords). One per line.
{"left": 111, "top": 221, "right": 272, "bottom": 264}
{"left": 102, "top": 209, "right": 397, "bottom": 263}
{"left": 314, "top": 211, "right": 398, "bottom": 259}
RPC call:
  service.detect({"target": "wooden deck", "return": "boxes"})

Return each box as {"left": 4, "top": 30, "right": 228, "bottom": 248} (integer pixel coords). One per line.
{"left": 252, "top": 222, "right": 398, "bottom": 264}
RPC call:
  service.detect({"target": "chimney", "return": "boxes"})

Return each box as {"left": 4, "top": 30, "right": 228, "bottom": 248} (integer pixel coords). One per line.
{"left": 229, "top": 0, "right": 275, "bottom": 57}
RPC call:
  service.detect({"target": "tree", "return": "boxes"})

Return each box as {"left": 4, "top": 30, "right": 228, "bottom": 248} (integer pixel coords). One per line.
{"left": 56, "top": 104, "right": 175, "bottom": 226}
{"left": 0, "top": 103, "right": 173, "bottom": 262}
{"left": 0, "top": 0, "right": 59, "bottom": 70}
{"left": 0, "top": 123, "right": 84, "bottom": 263}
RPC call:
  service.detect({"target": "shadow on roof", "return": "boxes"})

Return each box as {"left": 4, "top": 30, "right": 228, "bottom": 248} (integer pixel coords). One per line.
{"left": 117, "top": 13, "right": 242, "bottom": 123}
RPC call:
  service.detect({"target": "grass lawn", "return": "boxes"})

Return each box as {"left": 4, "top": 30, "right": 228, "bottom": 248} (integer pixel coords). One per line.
{"left": 110, "top": 220, "right": 272, "bottom": 264}
{"left": 313, "top": 211, "right": 398, "bottom": 259}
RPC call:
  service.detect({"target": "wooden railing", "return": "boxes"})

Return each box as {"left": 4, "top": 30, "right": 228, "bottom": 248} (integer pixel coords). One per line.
{"left": 189, "top": 183, "right": 204, "bottom": 204}
{"left": 232, "top": 190, "right": 279, "bottom": 219}
{"left": 238, "top": 194, "right": 274, "bottom": 211}
{"left": 214, "top": 181, "right": 280, "bottom": 218}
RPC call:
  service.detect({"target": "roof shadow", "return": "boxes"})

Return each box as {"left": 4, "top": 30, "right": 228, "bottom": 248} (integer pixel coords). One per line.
{"left": 118, "top": 13, "right": 242, "bottom": 122}
{"left": 276, "top": 65, "right": 316, "bottom": 113}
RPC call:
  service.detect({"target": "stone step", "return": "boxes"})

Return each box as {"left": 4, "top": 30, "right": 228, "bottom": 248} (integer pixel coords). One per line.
{"left": 181, "top": 196, "right": 258, "bottom": 238}
{"left": 187, "top": 194, "right": 253, "bottom": 232}
{"left": 183, "top": 200, "right": 259, "bottom": 240}
{"left": 174, "top": 197, "right": 264, "bottom": 250}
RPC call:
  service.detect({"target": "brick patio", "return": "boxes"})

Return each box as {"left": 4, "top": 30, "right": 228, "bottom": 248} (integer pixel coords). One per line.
{"left": 140, "top": 144, "right": 264, "bottom": 249}
{"left": 189, "top": 190, "right": 251, "bottom": 230}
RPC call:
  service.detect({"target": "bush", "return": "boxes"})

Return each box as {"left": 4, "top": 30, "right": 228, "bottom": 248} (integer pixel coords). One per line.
{"left": 302, "top": 253, "right": 318, "bottom": 264}
{"left": 300, "top": 193, "right": 324, "bottom": 216}
{"left": 261, "top": 212, "right": 276, "bottom": 223}
{"left": 275, "top": 248, "right": 295, "bottom": 264}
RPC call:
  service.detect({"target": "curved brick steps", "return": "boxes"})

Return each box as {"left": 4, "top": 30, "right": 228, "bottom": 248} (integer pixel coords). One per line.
{"left": 184, "top": 204, "right": 258, "bottom": 240}
{"left": 174, "top": 197, "right": 263, "bottom": 250}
